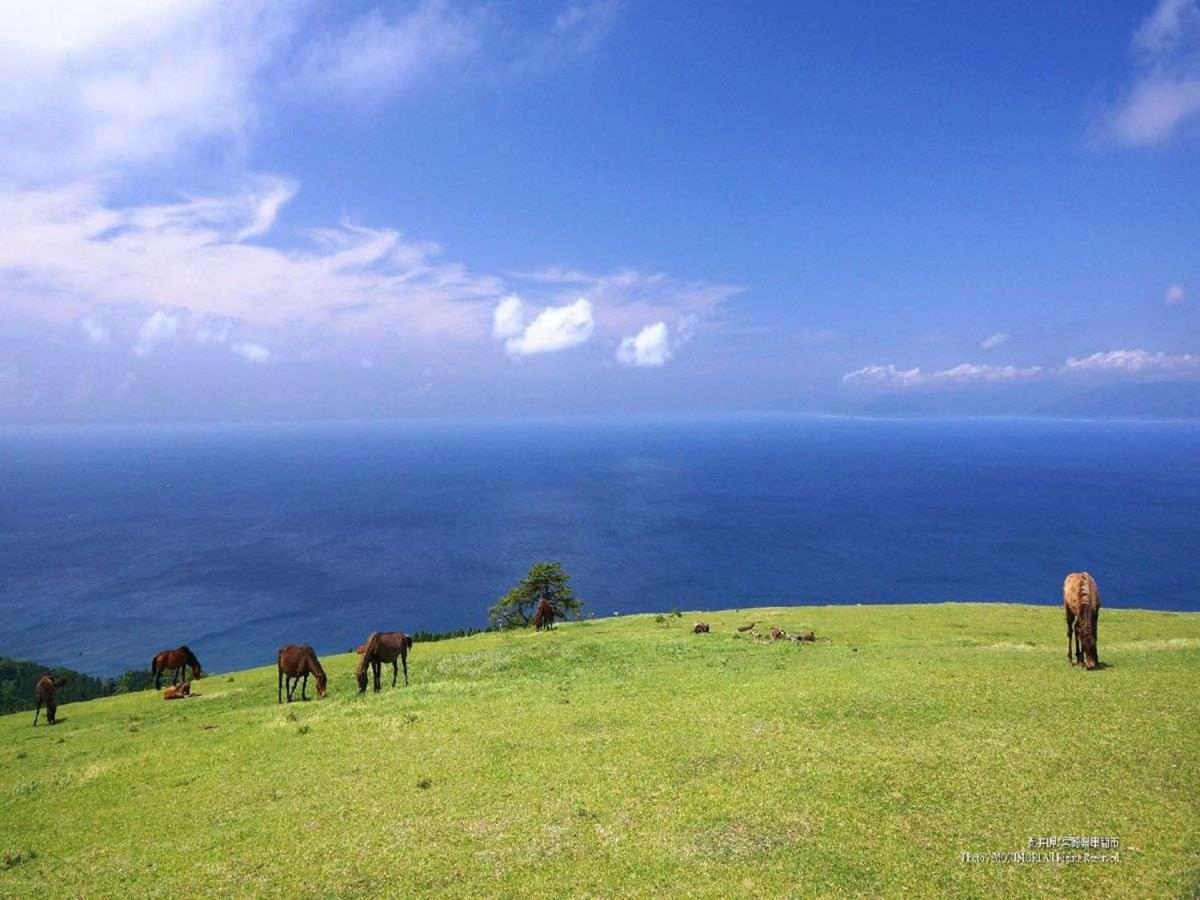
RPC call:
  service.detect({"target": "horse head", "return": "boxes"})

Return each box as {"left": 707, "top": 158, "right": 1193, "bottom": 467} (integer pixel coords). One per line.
{"left": 1077, "top": 617, "right": 1098, "bottom": 670}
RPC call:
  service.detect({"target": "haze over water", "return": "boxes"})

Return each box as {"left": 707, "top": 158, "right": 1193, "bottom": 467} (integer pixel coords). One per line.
{"left": 2, "top": 415, "right": 1197, "bottom": 675}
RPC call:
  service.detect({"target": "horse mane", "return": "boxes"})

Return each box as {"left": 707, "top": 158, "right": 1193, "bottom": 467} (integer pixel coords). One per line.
{"left": 181, "top": 646, "right": 200, "bottom": 666}
{"left": 305, "top": 645, "right": 326, "bottom": 680}
{"left": 356, "top": 632, "right": 381, "bottom": 679}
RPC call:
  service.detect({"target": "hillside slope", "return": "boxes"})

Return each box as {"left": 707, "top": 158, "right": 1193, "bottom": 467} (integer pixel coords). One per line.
{"left": 2, "top": 604, "right": 1199, "bottom": 898}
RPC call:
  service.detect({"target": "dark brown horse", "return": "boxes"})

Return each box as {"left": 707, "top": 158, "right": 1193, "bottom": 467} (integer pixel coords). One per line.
{"left": 693, "top": 622, "right": 710, "bottom": 634}
{"left": 1064, "top": 571, "right": 1101, "bottom": 669}
{"left": 33, "top": 674, "right": 65, "bottom": 726}
{"left": 356, "top": 631, "right": 413, "bottom": 693}
{"left": 532, "top": 598, "right": 556, "bottom": 631}
{"left": 278, "top": 645, "right": 327, "bottom": 703}
{"left": 151, "top": 646, "right": 203, "bottom": 689}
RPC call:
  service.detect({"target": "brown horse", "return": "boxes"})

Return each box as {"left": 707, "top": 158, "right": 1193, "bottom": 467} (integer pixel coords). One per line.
{"left": 163, "top": 681, "right": 192, "bottom": 700}
{"left": 152, "top": 646, "right": 203, "bottom": 689}
{"left": 532, "top": 598, "right": 556, "bottom": 631}
{"left": 1063, "top": 571, "right": 1101, "bottom": 669}
{"left": 278, "top": 645, "right": 327, "bottom": 703}
{"left": 33, "top": 674, "right": 65, "bottom": 726}
{"left": 693, "top": 622, "right": 710, "bottom": 634}
{"left": 356, "top": 631, "right": 413, "bottom": 693}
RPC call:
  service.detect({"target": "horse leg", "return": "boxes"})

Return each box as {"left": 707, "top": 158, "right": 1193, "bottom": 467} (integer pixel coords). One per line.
{"left": 1074, "top": 621, "right": 1084, "bottom": 666}
{"left": 392, "top": 659, "right": 398, "bottom": 688}
{"left": 1065, "top": 610, "right": 1075, "bottom": 665}
{"left": 402, "top": 651, "right": 408, "bottom": 687}
{"left": 302, "top": 674, "right": 308, "bottom": 701}
{"left": 47, "top": 702, "right": 55, "bottom": 725}
{"left": 155, "top": 667, "right": 161, "bottom": 690}
{"left": 1092, "top": 607, "right": 1100, "bottom": 665}
{"left": 286, "top": 676, "right": 294, "bottom": 703}
{"left": 33, "top": 701, "right": 40, "bottom": 727}
{"left": 373, "top": 660, "right": 381, "bottom": 693}
{"left": 278, "top": 668, "right": 283, "bottom": 704}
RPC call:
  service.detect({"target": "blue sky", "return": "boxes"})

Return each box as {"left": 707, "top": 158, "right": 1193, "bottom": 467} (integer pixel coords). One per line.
{"left": 1, "top": 0, "right": 1198, "bottom": 421}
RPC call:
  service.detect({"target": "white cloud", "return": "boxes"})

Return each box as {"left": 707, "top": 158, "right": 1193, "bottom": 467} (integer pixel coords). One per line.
{"left": 1103, "top": 0, "right": 1200, "bottom": 146}
{"left": 1166, "top": 283, "right": 1187, "bottom": 305}
{"left": 79, "top": 314, "right": 111, "bottom": 345}
{"left": 0, "top": 1, "right": 291, "bottom": 180}
{"left": 133, "top": 310, "right": 183, "bottom": 356}
{"left": 1060, "top": 348, "right": 1200, "bottom": 373}
{"left": 617, "top": 321, "right": 672, "bottom": 367}
{"left": 231, "top": 341, "right": 271, "bottom": 363}
{"left": 980, "top": 332, "right": 1010, "bottom": 350}
{"left": 842, "top": 362, "right": 1042, "bottom": 388}
{"left": 504, "top": 298, "right": 594, "bottom": 355}
{"left": 492, "top": 295, "right": 525, "bottom": 339}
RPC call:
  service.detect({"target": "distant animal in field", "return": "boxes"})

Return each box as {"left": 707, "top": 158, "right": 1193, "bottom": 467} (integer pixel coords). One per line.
{"left": 532, "top": 598, "right": 556, "bottom": 631}
{"left": 356, "top": 631, "right": 414, "bottom": 693}
{"left": 151, "top": 646, "right": 203, "bottom": 689}
{"left": 277, "top": 645, "right": 327, "bottom": 703}
{"left": 737, "top": 621, "right": 757, "bottom": 633}
{"left": 1063, "top": 572, "right": 1101, "bottom": 670}
{"left": 800, "top": 631, "right": 816, "bottom": 642}
{"left": 33, "top": 674, "right": 66, "bottom": 726}
{"left": 770, "top": 627, "right": 786, "bottom": 640}
{"left": 693, "top": 622, "right": 710, "bottom": 634}
{"left": 355, "top": 643, "right": 368, "bottom": 654}
{"left": 163, "top": 681, "right": 192, "bottom": 701}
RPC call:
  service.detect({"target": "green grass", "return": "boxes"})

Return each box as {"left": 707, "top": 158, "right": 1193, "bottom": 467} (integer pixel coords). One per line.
{"left": 2, "top": 603, "right": 1199, "bottom": 898}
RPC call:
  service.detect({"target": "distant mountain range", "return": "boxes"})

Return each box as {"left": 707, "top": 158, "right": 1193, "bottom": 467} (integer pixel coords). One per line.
{"left": 849, "top": 381, "right": 1200, "bottom": 420}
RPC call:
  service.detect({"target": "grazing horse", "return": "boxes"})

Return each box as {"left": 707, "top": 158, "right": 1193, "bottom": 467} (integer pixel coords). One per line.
{"left": 1064, "top": 572, "right": 1101, "bottom": 670}
{"left": 163, "top": 681, "right": 192, "bottom": 700}
{"left": 356, "top": 631, "right": 413, "bottom": 693}
{"left": 33, "top": 675, "right": 65, "bottom": 726}
{"left": 693, "top": 622, "right": 710, "bottom": 634}
{"left": 278, "top": 645, "right": 327, "bottom": 703}
{"left": 532, "top": 598, "right": 557, "bottom": 631}
{"left": 152, "top": 646, "right": 203, "bottom": 689}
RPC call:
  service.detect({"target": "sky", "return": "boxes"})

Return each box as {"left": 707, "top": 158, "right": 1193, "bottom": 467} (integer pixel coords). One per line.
{"left": 0, "top": 0, "right": 1198, "bottom": 422}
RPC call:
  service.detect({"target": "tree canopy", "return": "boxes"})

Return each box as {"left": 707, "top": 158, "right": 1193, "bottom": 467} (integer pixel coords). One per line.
{"left": 489, "top": 562, "right": 583, "bottom": 630}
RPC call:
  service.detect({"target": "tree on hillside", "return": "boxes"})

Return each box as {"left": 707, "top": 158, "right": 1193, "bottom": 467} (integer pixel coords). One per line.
{"left": 489, "top": 562, "right": 583, "bottom": 630}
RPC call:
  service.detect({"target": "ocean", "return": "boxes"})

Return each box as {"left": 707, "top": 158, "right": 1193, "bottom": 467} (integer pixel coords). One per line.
{"left": 2, "top": 415, "right": 1197, "bottom": 675}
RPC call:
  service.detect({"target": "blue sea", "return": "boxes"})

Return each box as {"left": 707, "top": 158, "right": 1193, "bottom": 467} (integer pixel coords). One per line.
{"left": 2, "top": 415, "right": 1197, "bottom": 675}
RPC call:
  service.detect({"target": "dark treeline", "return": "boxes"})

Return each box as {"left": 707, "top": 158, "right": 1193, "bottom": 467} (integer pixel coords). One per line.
{"left": 0, "top": 658, "right": 156, "bottom": 715}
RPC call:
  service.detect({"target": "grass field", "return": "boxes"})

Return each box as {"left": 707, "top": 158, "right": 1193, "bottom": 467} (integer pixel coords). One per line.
{"left": 2, "top": 603, "right": 1199, "bottom": 898}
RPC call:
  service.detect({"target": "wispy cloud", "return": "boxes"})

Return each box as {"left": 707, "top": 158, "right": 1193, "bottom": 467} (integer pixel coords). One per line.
{"left": 980, "top": 332, "right": 1010, "bottom": 350}
{"left": 1166, "top": 283, "right": 1188, "bottom": 305}
{"left": 1101, "top": 0, "right": 1200, "bottom": 146}
{"left": 231, "top": 341, "right": 272, "bottom": 364}
{"left": 297, "top": 2, "right": 480, "bottom": 104}
{"left": 842, "top": 362, "right": 1043, "bottom": 389}
{"left": 1060, "top": 348, "right": 1200, "bottom": 373}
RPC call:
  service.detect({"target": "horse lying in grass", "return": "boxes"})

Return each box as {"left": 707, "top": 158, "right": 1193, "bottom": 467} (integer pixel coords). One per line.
{"left": 152, "top": 646, "right": 203, "bottom": 689}
{"left": 1064, "top": 571, "right": 1101, "bottom": 670}
{"left": 163, "top": 681, "right": 192, "bottom": 700}
{"left": 356, "top": 631, "right": 413, "bottom": 693}
{"left": 33, "top": 674, "right": 65, "bottom": 726}
{"left": 693, "top": 622, "right": 710, "bottom": 634}
{"left": 277, "top": 645, "right": 327, "bottom": 703}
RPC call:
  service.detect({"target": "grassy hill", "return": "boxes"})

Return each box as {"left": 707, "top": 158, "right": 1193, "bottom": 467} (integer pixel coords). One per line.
{"left": 2, "top": 603, "right": 1199, "bottom": 898}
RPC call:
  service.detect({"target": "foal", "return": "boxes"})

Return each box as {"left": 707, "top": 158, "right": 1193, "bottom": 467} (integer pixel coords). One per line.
{"left": 277, "top": 645, "right": 328, "bottom": 703}
{"left": 1063, "top": 571, "right": 1101, "bottom": 670}
{"left": 356, "top": 631, "right": 413, "bottom": 693}
{"left": 33, "top": 675, "right": 65, "bottom": 726}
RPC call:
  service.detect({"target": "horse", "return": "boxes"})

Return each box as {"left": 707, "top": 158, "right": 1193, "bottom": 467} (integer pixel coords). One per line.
{"left": 152, "top": 646, "right": 203, "bottom": 689}
{"left": 33, "top": 674, "right": 65, "bottom": 726}
{"left": 532, "top": 598, "right": 556, "bottom": 631}
{"left": 163, "top": 681, "right": 192, "bottom": 700}
{"left": 1064, "top": 572, "right": 1101, "bottom": 670}
{"left": 356, "top": 631, "right": 413, "bottom": 693}
{"left": 737, "top": 621, "right": 757, "bottom": 633}
{"left": 277, "top": 645, "right": 327, "bottom": 703}
{"left": 693, "top": 622, "right": 710, "bottom": 634}
{"left": 770, "top": 627, "right": 786, "bottom": 640}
